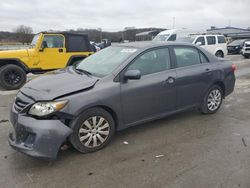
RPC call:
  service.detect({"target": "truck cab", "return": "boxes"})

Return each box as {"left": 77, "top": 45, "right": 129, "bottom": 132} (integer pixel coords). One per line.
{"left": 0, "top": 32, "right": 93, "bottom": 90}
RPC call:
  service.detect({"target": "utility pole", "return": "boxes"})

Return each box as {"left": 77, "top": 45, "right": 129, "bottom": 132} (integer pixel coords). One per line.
{"left": 173, "top": 17, "right": 175, "bottom": 29}
{"left": 98, "top": 28, "right": 102, "bottom": 42}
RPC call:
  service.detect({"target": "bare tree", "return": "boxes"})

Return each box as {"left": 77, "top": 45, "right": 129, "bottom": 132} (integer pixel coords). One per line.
{"left": 13, "top": 25, "right": 33, "bottom": 44}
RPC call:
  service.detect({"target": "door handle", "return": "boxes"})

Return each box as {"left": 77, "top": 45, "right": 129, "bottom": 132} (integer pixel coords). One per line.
{"left": 165, "top": 77, "right": 175, "bottom": 84}
{"left": 58, "top": 49, "right": 63, "bottom": 53}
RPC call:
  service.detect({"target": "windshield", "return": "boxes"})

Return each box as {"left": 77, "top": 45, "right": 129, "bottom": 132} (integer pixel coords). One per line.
{"left": 176, "top": 37, "right": 195, "bottom": 43}
{"left": 153, "top": 34, "right": 170, "bottom": 41}
{"left": 30, "top": 34, "right": 40, "bottom": 47}
{"left": 76, "top": 46, "right": 137, "bottom": 77}
{"left": 229, "top": 39, "right": 245, "bottom": 46}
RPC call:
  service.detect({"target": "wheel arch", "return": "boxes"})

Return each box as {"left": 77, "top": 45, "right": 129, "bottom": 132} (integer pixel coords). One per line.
{"left": 214, "top": 49, "right": 224, "bottom": 57}
{"left": 76, "top": 105, "right": 119, "bottom": 130}
{"left": 212, "top": 81, "right": 225, "bottom": 98}
{"left": 0, "top": 58, "right": 29, "bottom": 73}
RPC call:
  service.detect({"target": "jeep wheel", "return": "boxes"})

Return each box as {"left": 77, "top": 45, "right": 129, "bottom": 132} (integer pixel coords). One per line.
{"left": 244, "top": 54, "right": 249, "bottom": 59}
{"left": 215, "top": 51, "right": 224, "bottom": 58}
{"left": 0, "top": 65, "right": 27, "bottom": 90}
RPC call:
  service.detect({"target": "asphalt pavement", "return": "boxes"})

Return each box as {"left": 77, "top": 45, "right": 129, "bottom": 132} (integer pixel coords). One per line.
{"left": 0, "top": 55, "right": 250, "bottom": 188}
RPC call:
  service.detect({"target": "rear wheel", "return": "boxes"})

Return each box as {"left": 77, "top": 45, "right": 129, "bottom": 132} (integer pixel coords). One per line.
{"left": 0, "top": 64, "right": 27, "bottom": 90}
{"left": 200, "top": 85, "right": 223, "bottom": 114}
{"left": 215, "top": 51, "right": 224, "bottom": 58}
{"left": 69, "top": 108, "right": 115, "bottom": 153}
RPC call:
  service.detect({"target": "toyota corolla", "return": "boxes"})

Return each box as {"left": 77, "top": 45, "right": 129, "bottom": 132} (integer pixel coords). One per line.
{"left": 9, "top": 42, "right": 236, "bottom": 160}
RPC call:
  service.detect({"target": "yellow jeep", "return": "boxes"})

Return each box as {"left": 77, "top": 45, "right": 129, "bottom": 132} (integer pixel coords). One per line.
{"left": 0, "top": 32, "right": 93, "bottom": 90}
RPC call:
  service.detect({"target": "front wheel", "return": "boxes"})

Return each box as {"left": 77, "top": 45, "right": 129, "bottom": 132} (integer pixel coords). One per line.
{"left": 200, "top": 85, "right": 223, "bottom": 114}
{"left": 0, "top": 64, "right": 27, "bottom": 90}
{"left": 69, "top": 108, "right": 115, "bottom": 153}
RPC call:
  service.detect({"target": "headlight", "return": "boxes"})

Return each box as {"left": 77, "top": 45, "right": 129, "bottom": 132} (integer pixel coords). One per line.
{"left": 28, "top": 100, "right": 68, "bottom": 117}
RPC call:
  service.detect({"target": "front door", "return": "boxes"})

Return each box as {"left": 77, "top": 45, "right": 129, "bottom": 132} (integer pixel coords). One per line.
{"left": 120, "top": 47, "right": 177, "bottom": 125}
{"left": 38, "top": 34, "right": 66, "bottom": 70}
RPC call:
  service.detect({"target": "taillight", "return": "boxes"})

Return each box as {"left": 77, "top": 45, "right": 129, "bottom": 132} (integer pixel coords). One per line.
{"left": 231, "top": 64, "right": 237, "bottom": 72}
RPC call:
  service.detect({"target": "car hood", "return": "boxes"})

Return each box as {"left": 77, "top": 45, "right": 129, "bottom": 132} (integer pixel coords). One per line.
{"left": 20, "top": 67, "right": 99, "bottom": 101}
{"left": 0, "top": 49, "right": 29, "bottom": 58}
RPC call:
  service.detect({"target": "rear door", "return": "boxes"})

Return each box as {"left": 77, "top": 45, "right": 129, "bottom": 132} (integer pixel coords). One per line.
{"left": 204, "top": 36, "right": 216, "bottom": 55}
{"left": 120, "top": 47, "right": 177, "bottom": 125}
{"left": 172, "top": 46, "right": 213, "bottom": 108}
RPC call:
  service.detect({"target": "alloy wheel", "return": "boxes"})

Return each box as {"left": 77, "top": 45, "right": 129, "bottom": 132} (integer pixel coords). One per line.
{"left": 207, "top": 89, "right": 222, "bottom": 112}
{"left": 78, "top": 116, "right": 110, "bottom": 148}
{"left": 4, "top": 69, "right": 22, "bottom": 85}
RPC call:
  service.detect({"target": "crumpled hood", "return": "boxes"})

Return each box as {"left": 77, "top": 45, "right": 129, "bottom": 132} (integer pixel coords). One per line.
{"left": 20, "top": 67, "right": 99, "bottom": 101}
{"left": 0, "top": 49, "right": 29, "bottom": 58}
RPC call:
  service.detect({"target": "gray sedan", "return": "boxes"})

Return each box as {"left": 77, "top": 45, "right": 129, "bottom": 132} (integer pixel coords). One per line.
{"left": 9, "top": 42, "right": 236, "bottom": 160}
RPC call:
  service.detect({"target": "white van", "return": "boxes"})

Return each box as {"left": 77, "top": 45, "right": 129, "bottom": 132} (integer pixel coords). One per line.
{"left": 177, "top": 35, "right": 227, "bottom": 58}
{"left": 153, "top": 29, "right": 202, "bottom": 42}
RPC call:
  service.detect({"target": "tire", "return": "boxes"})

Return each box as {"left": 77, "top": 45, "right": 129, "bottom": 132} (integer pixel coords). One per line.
{"left": 0, "top": 64, "right": 27, "bottom": 90}
{"left": 215, "top": 51, "right": 224, "bottom": 58}
{"left": 200, "top": 85, "right": 223, "bottom": 114}
{"left": 244, "top": 54, "right": 249, "bottom": 59}
{"left": 69, "top": 107, "right": 115, "bottom": 153}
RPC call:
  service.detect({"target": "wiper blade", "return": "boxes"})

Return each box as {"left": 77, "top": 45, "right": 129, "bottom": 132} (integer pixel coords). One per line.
{"left": 75, "top": 68, "right": 92, "bottom": 76}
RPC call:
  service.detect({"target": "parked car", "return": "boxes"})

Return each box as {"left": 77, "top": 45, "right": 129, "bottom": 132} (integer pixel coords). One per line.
{"left": 241, "top": 41, "right": 250, "bottom": 58}
{"left": 96, "top": 42, "right": 106, "bottom": 49}
{"left": 153, "top": 29, "right": 203, "bottom": 42}
{"left": 0, "top": 32, "right": 93, "bottom": 90}
{"left": 227, "top": 39, "right": 248, "bottom": 54}
{"left": 176, "top": 35, "right": 227, "bottom": 58}
{"left": 9, "top": 42, "right": 236, "bottom": 160}
{"left": 90, "top": 41, "right": 101, "bottom": 52}
{"left": 102, "top": 39, "right": 111, "bottom": 47}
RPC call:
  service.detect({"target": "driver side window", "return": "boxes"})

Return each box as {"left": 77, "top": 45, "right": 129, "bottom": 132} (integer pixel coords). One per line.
{"left": 195, "top": 37, "right": 205, "bottom": 45}
{"left": 41, "top": 35, "right": 64, "bottom": 48}
{"left": 127, "top": 48, "right": 171, "bottom": 76}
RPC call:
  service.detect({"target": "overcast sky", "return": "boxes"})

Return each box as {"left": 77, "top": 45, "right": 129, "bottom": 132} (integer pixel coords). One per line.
{"left": 0, "top": 0, "right": 249, "bottom": 32}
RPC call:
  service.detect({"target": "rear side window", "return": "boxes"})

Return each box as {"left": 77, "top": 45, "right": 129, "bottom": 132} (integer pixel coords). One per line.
{"left": 168, "top": 34, "right": 177, "bottom": 41}
{"left": 128, "top": 48, "right": 171, "bottom": 76}
{"left": 217, "top": 36, "right": 226, "bottom": 44}
{"left": 206, "top": 36, "right": 216, "bottom": 45}
{"left": 174, "top": 47, "right": 201, "bottom": 68}
{"left": 195, "top": 37, "right": 205, "bottom": 45}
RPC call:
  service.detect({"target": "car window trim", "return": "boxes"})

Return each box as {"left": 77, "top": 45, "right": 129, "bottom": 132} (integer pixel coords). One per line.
{"left": 170, "top": 45, "right": 208, "bottom": 69}
{"left": 40, "top": 34, "right": 66, "bottom": 49}
{"left": 206, "top": 36, "right": 216, "bottom": 45}
{"left": 116, "top": 46, "right": 174, "bottom": 82}
{"left": 199, "top": 51, "right": 210, "bottom": 63}
{"left": 195, "top": 36, "right": 205, "bottom": 46}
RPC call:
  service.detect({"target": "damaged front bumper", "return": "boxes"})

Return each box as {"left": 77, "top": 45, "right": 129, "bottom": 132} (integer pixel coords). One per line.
{"left": 9, "top": 110, "right": 73, "bottom": 160}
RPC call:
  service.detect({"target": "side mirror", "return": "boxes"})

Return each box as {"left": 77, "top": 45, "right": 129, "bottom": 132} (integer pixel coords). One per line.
{"left": 196, "top": 42, "right": 202, "bottom": 46}
{"left": 124, "top": 70, "right": 141, "bottom": 81}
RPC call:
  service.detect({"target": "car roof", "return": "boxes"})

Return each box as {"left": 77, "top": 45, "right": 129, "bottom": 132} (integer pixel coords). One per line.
{"left": 114, "top": 41, "right": 197, "bottom": 49}
{"left": 38, "top": 32, "right": 88, "bottom": 37}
